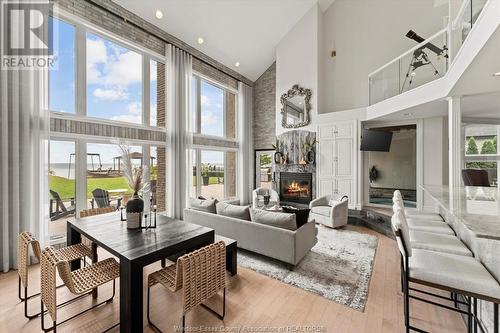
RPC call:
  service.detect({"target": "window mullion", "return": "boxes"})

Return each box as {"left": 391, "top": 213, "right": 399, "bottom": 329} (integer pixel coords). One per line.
{"left": 76, "top": 24, "right": 86, "bottom": 116}
{"left": 143, "top": 55, "right": 150, "bottom": 126}
{"left": 196, "top": 77, "right": 201, "bottom": 134}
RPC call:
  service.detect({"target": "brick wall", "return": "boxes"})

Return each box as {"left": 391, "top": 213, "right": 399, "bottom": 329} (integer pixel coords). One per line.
{"left": 253, "top": 62, "right": 276, "bottom": 150}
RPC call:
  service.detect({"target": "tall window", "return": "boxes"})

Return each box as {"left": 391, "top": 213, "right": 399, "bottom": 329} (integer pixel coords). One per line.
{"left": 49, "top": 17, "right": 75, "bottom": 113}
{"left": 49, "top": 140, "right": 76, "bottom": 241}
{"left": 191, "top": 75, "right": 236, "bottom": 139}
{"left": 86, "top": 33, "right": 142, "bottom": 123}
{"left": 464, "top": 124, "right": 499, "bottom": 187}
{"left": 190, "top": 149, "right": 237, "bottom": 200}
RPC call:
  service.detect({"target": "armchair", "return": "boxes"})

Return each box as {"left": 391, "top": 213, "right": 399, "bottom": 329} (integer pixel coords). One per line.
{"left": 309, "top": 194, "right": 348, "bottom": 228}
{"left": 252, "top": 187, "right": 280, "bottom": 209}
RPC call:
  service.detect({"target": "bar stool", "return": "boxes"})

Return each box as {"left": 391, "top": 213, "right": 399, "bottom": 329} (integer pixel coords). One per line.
{"left": 393, "top": 190, "right": 444, "bottom": 221}
{"left": 17, "top": 231, "right": 92, "bottom": 319}
{"left": 392, "top": 208, "right": 500, "bottom": 333}
{"left": 40, "top": 246, "right": 120, "bottom": 332}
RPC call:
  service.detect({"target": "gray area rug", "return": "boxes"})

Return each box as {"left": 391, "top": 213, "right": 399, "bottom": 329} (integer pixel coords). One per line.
{"left": 238, "top": 226, "right": 378, "bottom": 311}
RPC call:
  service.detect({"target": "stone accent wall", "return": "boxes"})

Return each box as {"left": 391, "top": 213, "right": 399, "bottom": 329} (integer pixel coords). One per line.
{"left": 50, "top": 117, "right": 166, "bottom": 142}
{"left": 226, "top": 151, "right": 237, "bottom": 198}
{"left": 225, "top": 92, "right": 236, "bottom": 139}
{"left": 156, "top": 62, "right": 166, "bottom": 211}
{"left": 253, "top": 62, "right": 276, "bottom": 150}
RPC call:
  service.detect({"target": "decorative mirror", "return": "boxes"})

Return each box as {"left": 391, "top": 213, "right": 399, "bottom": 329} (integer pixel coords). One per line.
{"left": 280, "top": 84, "right": 311, "bottom": 128}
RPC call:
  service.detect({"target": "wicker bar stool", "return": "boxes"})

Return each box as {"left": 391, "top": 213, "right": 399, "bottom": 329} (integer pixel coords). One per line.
{"left": 40, "top": 246, "right": 120, "bottom": 333}
{"left": 147, "top": 241, "right": 227, "bottom": 333}
{"left": 17, "top": 231, "right": 92, "bottom": 319}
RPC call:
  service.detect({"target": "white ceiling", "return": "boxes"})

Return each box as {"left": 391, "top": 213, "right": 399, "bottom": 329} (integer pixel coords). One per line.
{"left": 114, "top": 0, "right": 325, "bottom": 81}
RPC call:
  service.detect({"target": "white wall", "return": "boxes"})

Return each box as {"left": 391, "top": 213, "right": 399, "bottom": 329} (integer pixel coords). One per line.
{"left": 321, "top": 0, "right": 448, "bottom": 113}
{"left": 422, "top": 116, "right": 448, "bottom": 209}
{"left": 275, "top": 4, "right": 320, "bottom": 135}
{"left": 369, "top": 130, "right": 417, "bottom": 190}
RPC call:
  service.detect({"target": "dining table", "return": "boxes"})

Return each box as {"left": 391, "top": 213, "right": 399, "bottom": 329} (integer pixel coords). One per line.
{"left": 67, "top": 212, "right": 215, "bottom": 333}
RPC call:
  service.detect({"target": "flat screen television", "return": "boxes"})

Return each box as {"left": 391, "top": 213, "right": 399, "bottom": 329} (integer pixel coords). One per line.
{"left": 360, "top": 129, "right": 393, "bottom": 152}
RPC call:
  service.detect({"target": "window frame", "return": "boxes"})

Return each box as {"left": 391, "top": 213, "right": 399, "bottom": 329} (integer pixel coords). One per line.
{"left": 49, "top": 11, "right": 165, "bottom": 129}
{"left": 190, "top": 146, "right": 239, "bottom": 200}
{"left": 191, "top": 72, "right": 238, "bottom": 141}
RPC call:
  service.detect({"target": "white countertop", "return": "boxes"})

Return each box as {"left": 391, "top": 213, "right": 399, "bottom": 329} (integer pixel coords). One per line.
{"left": 421, "top": 185, "right": 500, "bottom": 240}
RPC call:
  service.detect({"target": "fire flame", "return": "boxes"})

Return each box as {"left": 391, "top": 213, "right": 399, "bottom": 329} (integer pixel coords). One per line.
{"left": 286, "top": 181, "right": 309, "bottom": 193}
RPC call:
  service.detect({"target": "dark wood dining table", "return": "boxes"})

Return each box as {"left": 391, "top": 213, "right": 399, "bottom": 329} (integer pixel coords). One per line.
{"left": 67, "top": 213, "right": 215, "bottom": 333}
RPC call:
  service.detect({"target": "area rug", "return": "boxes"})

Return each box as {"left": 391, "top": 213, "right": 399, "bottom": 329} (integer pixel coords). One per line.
{"left": 238, "top": 226, "right": 378, "bottom": 311}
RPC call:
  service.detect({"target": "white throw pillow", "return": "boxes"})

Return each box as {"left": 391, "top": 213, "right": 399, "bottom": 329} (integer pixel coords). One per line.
{"left": 188, "top": 197, "right": 217, "bottom": 214}
{"left": 250, "top": 209, "right": 297, "bottom": 231}
{"left": 216, "top": 202, "right": 250, "bottom": 221}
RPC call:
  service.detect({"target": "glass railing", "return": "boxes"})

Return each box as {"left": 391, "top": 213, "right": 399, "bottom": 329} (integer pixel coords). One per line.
{"left": 369, "top": 28, "right": 449, "bottom": 105}
{"left": 450, "top": 0, "right": 487, "bottom": 62}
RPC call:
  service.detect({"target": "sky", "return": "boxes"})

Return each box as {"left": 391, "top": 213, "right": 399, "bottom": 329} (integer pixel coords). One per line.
{"left": 49, "top": 17, "right": 226, "bottom": 167}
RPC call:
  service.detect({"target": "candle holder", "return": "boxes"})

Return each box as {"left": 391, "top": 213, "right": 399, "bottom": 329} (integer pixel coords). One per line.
{"left": 120, "top": 206, "right": 126, "bottom": 221}
{"left": 139, "top": 199, "right": 157, "bottom": 229}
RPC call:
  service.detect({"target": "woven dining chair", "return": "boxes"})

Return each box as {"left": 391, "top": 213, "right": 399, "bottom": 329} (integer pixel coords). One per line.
{"left": 17, "top": 231, "right": 92, "bottom": 319}
{"left": 147, "top": 241, "right": 227, "bottom": 332}
{"left": 79, "top": 206, "right": 115, "bottom": 251}
{"left": 40, "top": 246, "right": 120, "bottom": 333}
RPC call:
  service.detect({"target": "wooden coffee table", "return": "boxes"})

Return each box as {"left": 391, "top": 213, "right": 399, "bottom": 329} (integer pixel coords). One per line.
{"left": 215, "top": 235, "right": 237, "bottom": 276}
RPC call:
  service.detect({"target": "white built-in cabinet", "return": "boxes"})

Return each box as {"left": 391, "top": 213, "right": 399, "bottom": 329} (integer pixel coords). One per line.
{"left": 317, "top": 121, "right": 358, "bottom": 209}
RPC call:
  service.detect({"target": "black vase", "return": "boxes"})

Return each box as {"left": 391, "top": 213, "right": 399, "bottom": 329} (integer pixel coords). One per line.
{"left": 307, "top": 150, "right": 315, "bottom": 164}
{"left": 126, "top": 192, "right": 144, "bottom": 229}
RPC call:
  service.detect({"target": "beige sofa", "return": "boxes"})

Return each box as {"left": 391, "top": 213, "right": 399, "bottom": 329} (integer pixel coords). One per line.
{"left": 183, "top": 208, "right": 318, "bottom": 266}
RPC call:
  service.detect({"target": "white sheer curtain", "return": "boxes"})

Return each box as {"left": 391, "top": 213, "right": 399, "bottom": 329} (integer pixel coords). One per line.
{"left": 238, "top": 82, "right": 253, "bottom": 205}
{"left": 166, "top": 44, "right": 192, "bottom": 219}
{"left": 0, "top": 57, "right": 49, "bottom": 272}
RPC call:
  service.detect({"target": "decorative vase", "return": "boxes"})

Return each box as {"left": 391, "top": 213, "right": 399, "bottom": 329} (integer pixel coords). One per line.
{"left": 307, "top": 150, "right": 315, "bottom": 164}
{"left": 274, "top": 152, "right": 282, "bottom": 164}
{"left": 202, "top": 176, "right": 210, "bottom": 186}
{"left": 263, "top": 194, "right": 271, "bottom": 206}
{"left": 126, "top": 192, "right": 144, "bottom": 229}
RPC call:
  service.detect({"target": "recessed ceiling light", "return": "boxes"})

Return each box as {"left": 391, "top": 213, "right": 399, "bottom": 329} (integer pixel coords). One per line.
{"left": 197, "top": 37, "right": 204, "bottom": 45}
{"left": 155, "top": 9, "right": 163, "bottom": 19}
{"left": 493, "top": 72, "right": 500, "bottom": 77}
{"left": 235, "top": 62, "right": 240, "bottom": 67}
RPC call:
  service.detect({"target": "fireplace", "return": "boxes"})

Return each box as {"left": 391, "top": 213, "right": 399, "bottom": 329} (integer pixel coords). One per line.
{"left": 280, "top": 172, "right": 313, "bottom": 205}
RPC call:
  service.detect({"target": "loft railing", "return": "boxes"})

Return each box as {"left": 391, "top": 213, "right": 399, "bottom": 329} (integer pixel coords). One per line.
{"left": 368, "top": 0, "right": 487, "bottom": 105}
{"left": 368, "top": 28, "right": 448, "bottom": 105}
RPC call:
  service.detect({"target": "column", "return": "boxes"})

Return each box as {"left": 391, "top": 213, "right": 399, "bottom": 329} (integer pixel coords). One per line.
{"left": 448, "top": 97, "right": 462, "bottom": 188}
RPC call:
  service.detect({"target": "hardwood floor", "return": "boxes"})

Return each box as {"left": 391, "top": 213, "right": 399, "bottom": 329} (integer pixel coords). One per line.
{"left": 0, "top": 225, "right": 466, "bottom": 332}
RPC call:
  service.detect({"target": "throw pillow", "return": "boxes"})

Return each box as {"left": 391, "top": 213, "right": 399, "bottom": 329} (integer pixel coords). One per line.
{"left": 250, "top": 209, "right": 297, "bottom": 231}
{"left": 216, "top": 202, "right": 251, "bottom": 221}
{"left": 188, "top": 197, "right": 217, "bottom": 214}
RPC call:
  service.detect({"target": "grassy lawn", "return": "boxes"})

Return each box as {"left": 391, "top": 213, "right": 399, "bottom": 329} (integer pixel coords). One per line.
{"left": 192, "top": 176, "right": 224, "bottom": 186}
{"left": 50, "top": 175, "right": 133, "bottom": 200}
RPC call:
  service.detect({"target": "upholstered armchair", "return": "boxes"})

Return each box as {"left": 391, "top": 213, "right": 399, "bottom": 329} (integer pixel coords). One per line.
{"left": 252, "top": 187, "right": 280, "bottom": 209}
{"left": 309, "top": 194, "right": 348, "bottom": 228}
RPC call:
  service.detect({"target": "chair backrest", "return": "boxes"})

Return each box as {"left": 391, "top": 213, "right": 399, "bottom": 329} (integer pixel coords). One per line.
{"left": 50, "top": 190, "right": 67, "bottom": 212}
{"left": 18, "top": 231, "right": 42, "bottom": 288}
{"left": 391, "top": 208, "right": 412, "bottom": 258}
{"left": 80, "top": 206, "right": 114, "bottom": 218}
{"left": 92, "top": 188, "right": 110, "bottom": 208}
{"left": 462, "top": 169, "right": 490, "bottom": 186}
{"left": 40, "top": 247, "right": 60, "bottom": 322}
{"left": 178, "top": 241, "right": 226, "bottom": 315}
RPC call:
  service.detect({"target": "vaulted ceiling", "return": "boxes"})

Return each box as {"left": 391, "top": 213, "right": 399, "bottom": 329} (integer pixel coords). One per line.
{"left": 113, "top": 0, "right": 331, "bottom": 81}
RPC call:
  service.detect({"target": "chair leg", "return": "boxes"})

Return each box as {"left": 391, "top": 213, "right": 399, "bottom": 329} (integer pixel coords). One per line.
{"left": 494, "top": 303, "right": 498, "bottom": 333}
{"left": 182, "top": 315, "right": 185, "bottom": 333}
{"left": 200, "top": 288, "right": 226, "bottom": 320}
{"left": 473, "top": 298, "right": 478, "bottom": 333}
{"left": 146, "top": 285, "right": 163, "bottom": 333}
{"left": 467, "top": 296, "right": 472, "bottom": 333}
{"left": 404, "top": 278, "right": 410, "bottom": 333}
{"left": 18, "top": 276, "right": 24, "bottom": 301}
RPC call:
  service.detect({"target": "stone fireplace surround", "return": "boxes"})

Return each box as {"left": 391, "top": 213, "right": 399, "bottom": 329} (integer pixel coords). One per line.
{"left": 273, "top": 130, "right": 316, "bottom": 205}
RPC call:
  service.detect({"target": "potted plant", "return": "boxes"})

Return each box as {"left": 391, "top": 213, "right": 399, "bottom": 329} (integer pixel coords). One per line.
{"left": 202, "top": 165, "right": 210, "bottom": 186}
{"left": 119, "top": 144, "right": 150, "bottom": 229}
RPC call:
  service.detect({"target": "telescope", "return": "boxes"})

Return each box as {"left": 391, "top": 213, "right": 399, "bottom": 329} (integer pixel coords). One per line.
{"left": 406, "top": 30, "right": 448, "bottom": 58}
